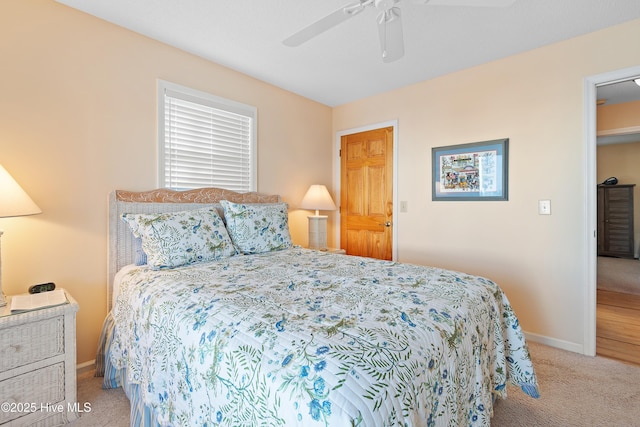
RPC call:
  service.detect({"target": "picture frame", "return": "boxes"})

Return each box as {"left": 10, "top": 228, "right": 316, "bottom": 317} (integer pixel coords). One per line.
{"left": 432, "top": 138, "right": 509, "bottom": 201}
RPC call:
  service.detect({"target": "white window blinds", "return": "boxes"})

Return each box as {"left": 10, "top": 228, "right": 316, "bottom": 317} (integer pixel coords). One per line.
{"left": 158, "top": 81, "right": 257, "bottom": 191}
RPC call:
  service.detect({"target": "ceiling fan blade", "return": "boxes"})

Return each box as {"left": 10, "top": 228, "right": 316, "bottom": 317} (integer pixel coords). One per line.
{"left": 377, "top": 7, "right": 404, "bottom": 63}
{"left": 283, "top": 1, "right": 367, "bottom": 47}
{"left": 412, "top": 0, "right": 515, "bottom": 6}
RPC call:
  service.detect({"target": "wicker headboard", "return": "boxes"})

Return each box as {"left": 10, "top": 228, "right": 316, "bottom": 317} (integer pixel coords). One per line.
{"left": 107, "top": 188, "right": 281, "bottom": 311}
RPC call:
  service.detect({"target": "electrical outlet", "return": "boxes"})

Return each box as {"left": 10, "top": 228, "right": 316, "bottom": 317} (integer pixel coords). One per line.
{"left": 538, "top": 200, "right": 551, "bottom": 215}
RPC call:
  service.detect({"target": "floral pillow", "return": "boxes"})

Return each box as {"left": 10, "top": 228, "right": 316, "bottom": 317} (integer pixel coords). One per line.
{"left": 122, "top": 207, "right": 236, "bottom": 269}
{"left": 220, "top": 200, "right": 293, "bottom": 254}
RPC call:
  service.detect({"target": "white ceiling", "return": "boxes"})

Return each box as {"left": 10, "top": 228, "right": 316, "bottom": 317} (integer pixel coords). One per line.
{"left": 597, "top": 79, "right": 640, "bottom": 106}
{"left": 55, "top": 0, "right": 640, "bottom": 107}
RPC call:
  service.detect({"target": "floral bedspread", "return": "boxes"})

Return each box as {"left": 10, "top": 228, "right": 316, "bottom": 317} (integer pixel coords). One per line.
{"left": 109, "top": 247, "right": 538, "bottom": 426}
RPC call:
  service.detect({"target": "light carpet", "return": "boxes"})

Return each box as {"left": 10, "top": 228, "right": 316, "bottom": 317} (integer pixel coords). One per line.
{"left": 597, "top": 256, "right": 640, "bottom": 296}
{"left": 71, "top": 342, "right": 640, "bottom": 426}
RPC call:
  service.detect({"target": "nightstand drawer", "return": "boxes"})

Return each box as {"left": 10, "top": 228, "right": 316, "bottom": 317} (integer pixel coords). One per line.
{"left": 0, "top": 362, "right": 65, "bottom": 424}
{"left": 0, "top": 316, "right": 64, "bottom": 372}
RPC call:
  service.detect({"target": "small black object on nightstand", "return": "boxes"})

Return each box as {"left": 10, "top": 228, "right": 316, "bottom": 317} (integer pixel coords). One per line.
{"left": 28, "top": 282, "right": 56, "bottom": 294}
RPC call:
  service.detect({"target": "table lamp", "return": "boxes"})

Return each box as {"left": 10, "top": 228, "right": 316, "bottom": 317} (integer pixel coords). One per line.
{"left": 0, "top": 164, "right": 41, "bottom": 306}
{"left": 300, "top": 184, "right": 337, "bottom": 250}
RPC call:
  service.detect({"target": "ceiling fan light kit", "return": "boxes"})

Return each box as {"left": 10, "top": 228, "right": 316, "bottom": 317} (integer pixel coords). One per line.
{"left": 283, "top": 0, "right": 516, "bottom": 63}
{"left": 378, "top": 7, "right": 404, "bottom": 63}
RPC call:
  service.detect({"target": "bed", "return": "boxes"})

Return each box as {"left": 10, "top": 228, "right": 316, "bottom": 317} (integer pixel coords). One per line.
{"left": 96, "top": 187, "right": 539, "bottom": 426}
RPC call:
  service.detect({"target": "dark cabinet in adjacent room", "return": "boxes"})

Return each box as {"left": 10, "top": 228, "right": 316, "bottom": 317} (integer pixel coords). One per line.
{"left": 597, "top": 184, "right": 635, "bottom": 258}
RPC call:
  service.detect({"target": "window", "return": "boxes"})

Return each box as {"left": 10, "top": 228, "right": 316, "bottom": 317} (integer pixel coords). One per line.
{"left": 158, "top": 80, "right": 257, "bottom": 191}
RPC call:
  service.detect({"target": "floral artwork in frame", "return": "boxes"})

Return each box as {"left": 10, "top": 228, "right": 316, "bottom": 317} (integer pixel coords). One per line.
{"left": 432, "top": 138, "right": 509, "bottom": 201}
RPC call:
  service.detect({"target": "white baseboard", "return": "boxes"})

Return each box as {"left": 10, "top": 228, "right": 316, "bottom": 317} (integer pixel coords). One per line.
{"left": 524, "top": 331, "right": 585, "bottom": 355}
{"left": 77, "top": 359, "right": 96, "bottom": 374}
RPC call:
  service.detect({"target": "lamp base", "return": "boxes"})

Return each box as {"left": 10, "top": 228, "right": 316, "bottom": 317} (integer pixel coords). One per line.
{"left": 0, "top": 231, "right": 5, "bottom": 307}
{"left": 307, "top": 215, "right": 328, "bottom": 250}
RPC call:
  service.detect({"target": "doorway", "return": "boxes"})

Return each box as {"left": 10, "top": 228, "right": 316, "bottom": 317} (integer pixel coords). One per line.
{"left": 594, "top": 79, "right": 640, "bottom": 365}
{"left": 335, "top": 121, "right": 399, "bottom": 261}
{"left": 584, "top": 65, "right": 640, "bottom": 357}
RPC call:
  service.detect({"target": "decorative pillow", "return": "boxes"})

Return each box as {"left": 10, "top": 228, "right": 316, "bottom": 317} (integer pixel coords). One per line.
{"left": 122, "top": 207, "right": 236, "bottom": 269}
{"left": 220, "top": 200, "right": 293, "bottom": 254}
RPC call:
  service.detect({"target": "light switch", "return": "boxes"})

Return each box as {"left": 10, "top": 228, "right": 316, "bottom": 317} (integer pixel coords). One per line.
{"left": 400, "top": 201, "right": 408, "bottom": 212}
{"left": 538, "top": 200, "right": 551, "bottom": 215}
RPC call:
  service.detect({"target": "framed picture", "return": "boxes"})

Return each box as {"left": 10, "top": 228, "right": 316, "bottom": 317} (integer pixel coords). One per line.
{"left": 432, "top": 138, "right": 509, "bottom": 201}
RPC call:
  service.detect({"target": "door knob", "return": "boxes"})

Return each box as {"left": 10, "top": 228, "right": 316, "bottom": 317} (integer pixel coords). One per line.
{"left": 379, "top": 221, "right": 392, "bottom": 227}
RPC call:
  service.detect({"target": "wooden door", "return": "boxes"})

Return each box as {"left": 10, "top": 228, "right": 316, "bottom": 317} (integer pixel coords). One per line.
{"left": 340, "top": 127, "right": 393, "bottom": 260}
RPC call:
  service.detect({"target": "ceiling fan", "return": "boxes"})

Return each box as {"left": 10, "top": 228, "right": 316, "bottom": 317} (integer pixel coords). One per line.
{"left": 283, "top": 0, "right": 516, "bottom": 63}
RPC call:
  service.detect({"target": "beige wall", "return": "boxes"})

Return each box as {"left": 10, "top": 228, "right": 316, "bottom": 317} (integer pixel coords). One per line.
{"left": 597, "top": 142, "right": 640, "bottom": 256}
{"left": 597, "top": 100, "right": 640, "bottom": 257}
{"left": 333, "top": 18, "right": 640, "bottom": 351}
{"left": 1, "top": 0, "right": 333, "bottom": 364}
{"left": 597, "top": 101, "right": 640, "bottom": 256}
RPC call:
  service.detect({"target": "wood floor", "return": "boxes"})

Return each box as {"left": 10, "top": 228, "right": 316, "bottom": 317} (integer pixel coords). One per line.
{"left": 596, "top": 289, "right": 640, "bottom": 365}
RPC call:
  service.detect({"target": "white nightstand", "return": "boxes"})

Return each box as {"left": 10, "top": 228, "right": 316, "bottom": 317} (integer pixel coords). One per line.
{"left": 303, "top": 246, "right": 346, "bottom": 255}
{"left": 0, "top": 290, "right": 79, "bottom": 426}
{"left": 327, "top": 248, "right": 346, "bottom": 254}
{"left": 310, "top": 248, "right": 346, "bottom": 254}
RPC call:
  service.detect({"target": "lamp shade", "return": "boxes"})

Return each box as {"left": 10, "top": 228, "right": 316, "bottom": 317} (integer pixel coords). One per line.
{"left": 0, "top": 164, "right": 41, "bottom": 218}
{"left": 300, "top": 185, "right": 337, "bottom": 213}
